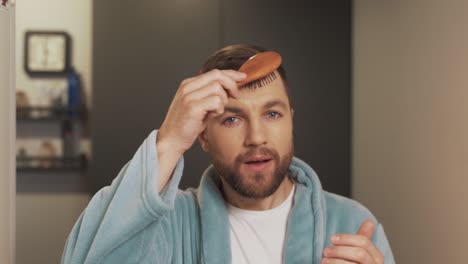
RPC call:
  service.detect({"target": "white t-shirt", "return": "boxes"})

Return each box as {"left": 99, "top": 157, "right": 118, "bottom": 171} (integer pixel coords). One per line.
{"left": 226, "top": 185, "right": 295, "bottom": 264}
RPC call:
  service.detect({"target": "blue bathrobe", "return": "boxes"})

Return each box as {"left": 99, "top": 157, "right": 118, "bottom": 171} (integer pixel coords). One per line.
{"left": 62, "top": 130, "right": 395, "bottom": 263}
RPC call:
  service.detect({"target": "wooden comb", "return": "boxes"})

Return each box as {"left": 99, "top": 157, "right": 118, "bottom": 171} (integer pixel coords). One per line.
{"left": 237, "top": 51, "right": 282, "bottom": 87}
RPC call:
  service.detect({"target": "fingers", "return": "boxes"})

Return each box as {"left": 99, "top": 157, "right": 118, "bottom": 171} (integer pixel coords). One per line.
{"left": 180, "top": 76, "right": 196, "bottom": 86}
{"left": 322, "top": 258, "right": 355, "bottom": 264}
{"left": 328, "top": 233, "right": 384, "bottom": 263}
{"left": 199, "top": 95, "right": 224, "bottom": 114}
{"left": 357, "top": 220, "right": 375, "bottom": 239}
{"left": 222, "top": 69, "right": 248, "bottom": 82}
{"left": 323, "top": 245, "right": 373, "bottom": 264}
{"left": 194, "top": 95, "right": 225, "bottom": 115}
{"left": 183, "top": 81, "right": 229, "bottom": 120}
{"left": 181, "top": 69, "right": 245, "bottom": 98}
{"left": 185, "top": 81, "right": 229, "bottom": 106}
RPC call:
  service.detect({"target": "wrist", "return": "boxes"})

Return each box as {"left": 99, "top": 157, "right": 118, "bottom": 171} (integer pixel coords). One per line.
{"left": 156, "top": 129, "right": 185, "bottom": 158}
{"left": 155, "top": 129, "right": 184, "bottom": 193}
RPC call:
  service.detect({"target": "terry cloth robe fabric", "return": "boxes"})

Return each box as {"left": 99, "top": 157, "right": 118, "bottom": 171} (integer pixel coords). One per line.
{"left": 62, "top": 130, "right": 395, "bottom": 264}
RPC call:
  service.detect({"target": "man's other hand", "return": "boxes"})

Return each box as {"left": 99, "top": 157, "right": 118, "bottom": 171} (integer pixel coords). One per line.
{"left": 322, "top": 220, "right": 384, "bottom": 264}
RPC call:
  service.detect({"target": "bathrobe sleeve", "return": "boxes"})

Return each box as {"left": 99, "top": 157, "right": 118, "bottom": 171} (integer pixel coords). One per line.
{"left": 373, "top": 222, "right": 395, "bottom": 264}
{"left": 324, "top": 191, "right": 396, "bottom": 264}
{"left": 61, "top": 130, "right": 184, "bottom": 264}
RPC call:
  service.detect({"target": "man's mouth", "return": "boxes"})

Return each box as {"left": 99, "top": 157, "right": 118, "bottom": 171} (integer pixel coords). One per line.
{"left": 243, "top": 156, "right": 273, "bottom": 171}
{"left": 245, "top": 159, "right": 272, "bottom": 164}
{"left": 244, "top": 155, "right": 273, "bottom": 163}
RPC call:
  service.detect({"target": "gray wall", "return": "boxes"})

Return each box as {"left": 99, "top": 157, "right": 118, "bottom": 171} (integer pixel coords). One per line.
{"left": 353, "top": 1, "right": 468, "bottom": 262}
{"left": 92, "top": 0, "right": 351, "bottom": 196}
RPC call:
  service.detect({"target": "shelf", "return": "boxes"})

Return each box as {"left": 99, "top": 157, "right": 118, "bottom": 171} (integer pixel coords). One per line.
{"left": 16, "top": 106, "right": 86, "bottom": 122}
{"left": 16, "top": 154, "right": 87, "bottom": 172}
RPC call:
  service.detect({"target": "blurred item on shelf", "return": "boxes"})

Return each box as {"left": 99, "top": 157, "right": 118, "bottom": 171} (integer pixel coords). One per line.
{"left": 16, "top": 90, "right": 31, "bottom": 118}
{"left": 38, "top": 140, "right": 58, "bottom": 168}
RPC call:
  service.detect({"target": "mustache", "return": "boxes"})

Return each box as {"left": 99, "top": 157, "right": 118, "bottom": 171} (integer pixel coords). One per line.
{"left": 235, "top": 147, "right": 279, "bottom": 164}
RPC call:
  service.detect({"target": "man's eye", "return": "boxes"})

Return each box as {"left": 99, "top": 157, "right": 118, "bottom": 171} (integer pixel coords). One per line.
{"left": 223, "top": 117, "right": 239, "bottom": 125}
{"left": 266, "top": 111, "right": 281, "bottom": 119}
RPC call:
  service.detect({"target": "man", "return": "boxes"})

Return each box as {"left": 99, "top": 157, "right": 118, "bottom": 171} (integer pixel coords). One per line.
{"left": 62, "top": 44, "right": 394, "bottom": 264}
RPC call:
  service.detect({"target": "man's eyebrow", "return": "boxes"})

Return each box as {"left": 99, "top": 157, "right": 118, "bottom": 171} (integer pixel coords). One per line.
{"left": 223, "top": 106, "right": 243, "bottom": 114}
{"left": 222, "top": 100, "right": 288, "bottom": 115}
{"left": 263, "top": 100, "right": 288, "bottom": 110}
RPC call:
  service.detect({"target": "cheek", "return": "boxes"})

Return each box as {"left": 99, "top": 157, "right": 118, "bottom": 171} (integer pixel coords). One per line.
{"left": 269, "top": 118, "right": 293, "bottom": 151}
{"left": 206, "top": 126, "right": 243, "bottom": 159}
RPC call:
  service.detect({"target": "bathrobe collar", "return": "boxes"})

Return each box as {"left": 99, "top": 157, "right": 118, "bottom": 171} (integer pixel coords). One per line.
{"left": 197, "top": 157, "right": 327, "bottom": 264}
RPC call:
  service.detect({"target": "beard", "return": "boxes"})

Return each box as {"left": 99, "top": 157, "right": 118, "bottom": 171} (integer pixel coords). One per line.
{"left": 211, "top": 144, "right": 294, "bottom": 199}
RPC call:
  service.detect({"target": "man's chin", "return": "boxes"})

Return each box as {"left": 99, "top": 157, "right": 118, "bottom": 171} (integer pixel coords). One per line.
{"left": 228, "top": 170, "right": 285, "bottom": 199}
{"left": 239, "top": 172, "right": 273, "bottom": 186}
{"left": 212, "top": 150, "right": 293, "bottom": 199}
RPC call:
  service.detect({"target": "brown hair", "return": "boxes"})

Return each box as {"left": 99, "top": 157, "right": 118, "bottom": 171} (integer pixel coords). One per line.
{"left": 199, "top": 44, "right": 291, "bottom": 102}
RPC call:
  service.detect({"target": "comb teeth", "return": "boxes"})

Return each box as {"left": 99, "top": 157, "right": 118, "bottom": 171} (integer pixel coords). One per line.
{"left": 242, "top": 72, "right": 277, "bottom": 89}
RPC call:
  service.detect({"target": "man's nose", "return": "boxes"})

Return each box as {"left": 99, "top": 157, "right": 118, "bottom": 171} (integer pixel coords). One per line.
{"left": 244, "top": 120, "right": 267, "bottom": 147}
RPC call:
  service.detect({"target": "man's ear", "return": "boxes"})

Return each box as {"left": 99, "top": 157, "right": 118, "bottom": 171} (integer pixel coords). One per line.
{"left": 291, "top": 108, "right": 294, "bottom": 118}
{"left": 198, "top": 130, "right": 209, "bottom": 152}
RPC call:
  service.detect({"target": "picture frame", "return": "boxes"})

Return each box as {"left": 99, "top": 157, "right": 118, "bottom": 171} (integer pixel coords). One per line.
{"left": 24, "top": 31, "right": 71, "bottom": 77}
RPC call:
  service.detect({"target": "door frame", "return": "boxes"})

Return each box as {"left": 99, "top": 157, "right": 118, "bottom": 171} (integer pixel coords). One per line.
{"left": 0, "top": 1, "right": 16, "bottom": 263}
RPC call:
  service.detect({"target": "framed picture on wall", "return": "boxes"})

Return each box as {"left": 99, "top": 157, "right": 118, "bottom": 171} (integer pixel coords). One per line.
{"left": 24, "top": 31, "right": 71, "bottom": 77}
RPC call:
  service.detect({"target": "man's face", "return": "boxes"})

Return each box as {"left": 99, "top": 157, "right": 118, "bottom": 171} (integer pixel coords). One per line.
{"left": 199, "top": 71, "right": 294, "bottom": 199}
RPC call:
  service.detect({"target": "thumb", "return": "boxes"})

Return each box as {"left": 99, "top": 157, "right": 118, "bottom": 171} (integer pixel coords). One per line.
{"left": 357, "top": 219, "right": 375, "bottom": 240}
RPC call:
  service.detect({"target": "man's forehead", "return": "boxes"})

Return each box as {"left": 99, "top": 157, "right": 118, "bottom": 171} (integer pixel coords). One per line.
{"left": 227, "top": 71, "right": 288, "bottom": 107}
{"left": 238, "top": 70, "right": 283, "bottom": 91}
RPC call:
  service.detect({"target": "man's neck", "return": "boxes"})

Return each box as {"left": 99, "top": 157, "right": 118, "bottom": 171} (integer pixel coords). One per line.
{"left": 221, "top": 176, "right": 294, "bottom": 211}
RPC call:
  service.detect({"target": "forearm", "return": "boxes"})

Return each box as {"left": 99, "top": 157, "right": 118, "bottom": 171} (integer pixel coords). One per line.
{"left": 62, "top": 130, "right": 184, "bottom": 263}
{"left": 156, "top": 131, "right": 184, "bottom": 193}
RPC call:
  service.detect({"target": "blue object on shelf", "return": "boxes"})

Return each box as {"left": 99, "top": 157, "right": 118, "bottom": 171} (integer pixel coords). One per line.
{"left": 67, "top": 67, "right": 81, "bottom": 118}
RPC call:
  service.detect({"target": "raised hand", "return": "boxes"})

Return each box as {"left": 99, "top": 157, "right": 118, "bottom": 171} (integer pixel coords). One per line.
{"left": 155, "top": 69, "right": 246, "bottom": 192}
{"left": 157, "top": 69, "right": 246, "bottom": 155}
{"left": 322, "top": 220, "right": 384, "bottom": 264}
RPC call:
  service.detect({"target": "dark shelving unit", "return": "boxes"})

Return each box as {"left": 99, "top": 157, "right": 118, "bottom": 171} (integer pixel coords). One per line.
{"left": 16, "top": 106, "right": 86, "bottom": 122}
{"left": 16, "top": 106, "right": 88, "bottom": 174}
{"left": 16, "top": 154, "right": 87, "bottom": 172}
